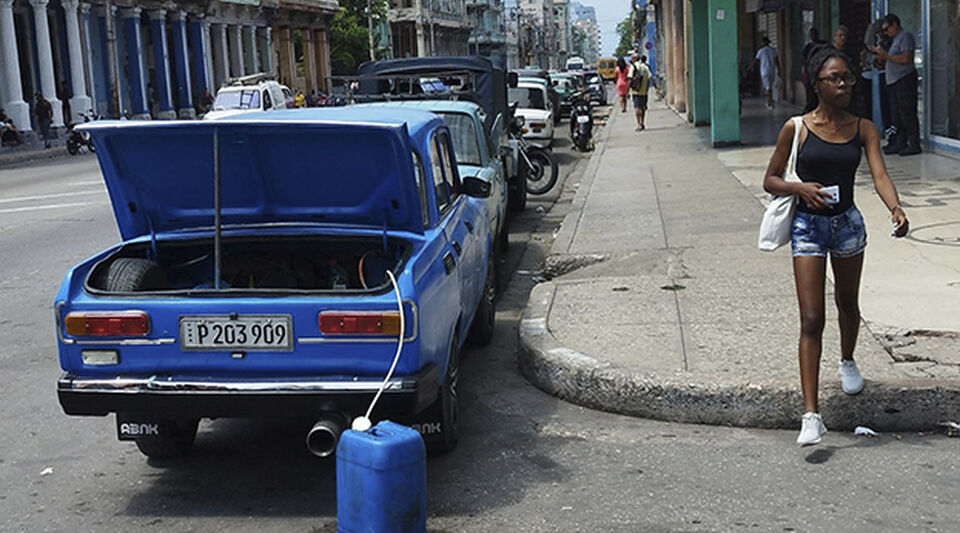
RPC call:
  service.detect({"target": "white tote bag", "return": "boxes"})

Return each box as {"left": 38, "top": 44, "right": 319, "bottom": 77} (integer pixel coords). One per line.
{"left": 758, "top": 116, "right": 803, "bottom": 251}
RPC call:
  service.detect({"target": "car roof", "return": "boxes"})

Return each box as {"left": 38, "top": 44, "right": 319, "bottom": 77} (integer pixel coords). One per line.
{"left": 214, "top": 107, "right": 442, "bottom": 137}
{"left": 359, "top": 100, "right": 482, "bottom": 116}
{"left": 515, "top": 81, "right": 545, "bottom": 90}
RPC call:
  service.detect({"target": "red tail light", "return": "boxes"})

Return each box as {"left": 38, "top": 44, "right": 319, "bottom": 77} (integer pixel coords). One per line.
{"left": 64, "top": 311, "right": 150, "bottom": 337}
{"left": 318, "top": 311, "right": 401, "bottom": 336}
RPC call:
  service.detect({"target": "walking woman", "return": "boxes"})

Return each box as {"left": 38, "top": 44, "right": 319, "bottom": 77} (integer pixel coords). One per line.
{"left": 762, "top": 48, "right": 909, "bottom": 446}
{"left": 615, "top": 57, "right": 629, "bottom": 113}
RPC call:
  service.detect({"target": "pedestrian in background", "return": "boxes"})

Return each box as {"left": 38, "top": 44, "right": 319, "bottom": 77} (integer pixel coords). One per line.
{"left": 294, "top": 90, "right": 306, "bottom": 108}
{"left": 873, "top": 13, "right": 921, "bottom": 155}
{"left": 762, "top": 47, "right": 909, "bottom": 446}
{"left": 627, "top": 53, "right": 652, "bottom": 131}
{"left": 615, "top": 57, "right": 629, "bottom": 113}
{"left": 755, "top": 36, "right": 780, "bottom": 109}
{"left": 34, "top": 93, "right": 53, "bottom": 149}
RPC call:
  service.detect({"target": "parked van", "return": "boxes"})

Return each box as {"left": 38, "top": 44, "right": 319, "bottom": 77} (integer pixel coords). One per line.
{"left": 564, "top": 56, "right": 585, "bottom": 72}
{"left": 203, "top": 73, "right": 288, "bottom": 120}
{"left": 597, "top": 58, "right": 617, "bottom": 81}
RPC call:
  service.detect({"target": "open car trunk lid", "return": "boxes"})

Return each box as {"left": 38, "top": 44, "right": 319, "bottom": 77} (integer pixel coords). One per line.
{"left": 80, "top": 116, "right": 425, "bottom": 240}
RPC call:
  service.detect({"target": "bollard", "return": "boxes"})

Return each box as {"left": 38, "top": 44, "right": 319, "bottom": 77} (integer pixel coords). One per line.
{"left": 336, "top": 420, "right": 426, "bottom": 533}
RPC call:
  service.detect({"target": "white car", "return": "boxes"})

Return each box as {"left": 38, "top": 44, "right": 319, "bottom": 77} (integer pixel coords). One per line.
{"left": 204, "top": 73, "right": 288, "bottom": 120}
{"left": 509, "top": 82, "right": 554, "bottom": 146}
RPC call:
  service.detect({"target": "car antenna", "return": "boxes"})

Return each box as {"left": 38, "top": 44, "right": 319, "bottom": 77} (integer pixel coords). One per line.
{"left": 213, "top": 127, "right": 222, "bottom": 289}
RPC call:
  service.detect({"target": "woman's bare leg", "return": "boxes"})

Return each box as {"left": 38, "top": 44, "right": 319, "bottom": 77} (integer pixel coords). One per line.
{"left": 794, "top": 255, "right": 827, "bottom": 413}
{"left": 830, "top": 253, "right": 864, "bottom": 360}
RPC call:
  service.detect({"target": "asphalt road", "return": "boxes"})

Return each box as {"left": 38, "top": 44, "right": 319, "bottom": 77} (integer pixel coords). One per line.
{"left": 1, "top": 121, "right": 958, "bottom": 533}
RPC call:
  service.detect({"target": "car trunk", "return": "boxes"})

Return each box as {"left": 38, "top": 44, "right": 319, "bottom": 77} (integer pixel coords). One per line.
{"left": 86, "top": 235, "right": 409, "bottom": 294}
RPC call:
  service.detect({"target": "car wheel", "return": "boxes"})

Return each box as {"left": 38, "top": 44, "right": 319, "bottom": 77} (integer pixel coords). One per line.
{"left": 134, "top": 418, "right": 199, "bottom": 459}
{"left": 429, "top": 334, "right": 460, "bottom": 453}
{"left": 104, "top": 258, "right": 165, "bottom": 292}
{"left": 468, "top": 257, "right": 496, "bottom": 346}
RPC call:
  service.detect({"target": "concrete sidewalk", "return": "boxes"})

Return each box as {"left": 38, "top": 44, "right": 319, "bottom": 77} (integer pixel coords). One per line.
{"left": 519, "top": 99, "right": 960, "bottom": 432}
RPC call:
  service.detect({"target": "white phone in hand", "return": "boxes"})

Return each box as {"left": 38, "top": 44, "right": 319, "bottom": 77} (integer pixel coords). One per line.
{"left": 820, "top": 185, "right": 840, "bottom": 205}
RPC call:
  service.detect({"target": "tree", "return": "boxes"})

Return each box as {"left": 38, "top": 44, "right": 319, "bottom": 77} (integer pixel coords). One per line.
{"left": 614, "top": 16, "right": 633, "bottom": 59}
{"left": 330, "top": 0, "right": 388, "bottom": 75}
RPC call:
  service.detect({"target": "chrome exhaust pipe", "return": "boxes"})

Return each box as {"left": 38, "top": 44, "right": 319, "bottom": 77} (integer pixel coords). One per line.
{"left": 306, "top": 414, "right": 346, "bottom": 458}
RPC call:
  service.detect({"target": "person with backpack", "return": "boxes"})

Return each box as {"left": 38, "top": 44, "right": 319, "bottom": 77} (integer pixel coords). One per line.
{"left": 627, "top": 53, "right": 652, "bottom": 131}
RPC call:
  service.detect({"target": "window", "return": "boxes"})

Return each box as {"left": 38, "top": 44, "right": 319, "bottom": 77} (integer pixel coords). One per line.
{"left": 438, "top": 132, "right": 460, "bottom": 204}
{"left": 212, "top": 89, "right": 260, "bottom": 111}
{"left": 263, "top": 90, "right": 272, "bottom": 109}
{"left": 438, "top": 112, "right": 482, "bottom": 166}
{"left": 412, "top": 150, "right": 430, "bottom": 226}
{"left": 430, "top": 135, "right": 450, "bottom": 215}
{"left": 508, "top": 87, "right": 546, "bottom": 109}
{"left": 929, "top": 0, "right": 958, "bottom": 140}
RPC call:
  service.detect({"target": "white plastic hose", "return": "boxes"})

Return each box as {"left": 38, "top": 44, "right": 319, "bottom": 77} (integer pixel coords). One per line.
{"left": 351, "top": 269, "right": 405, "bottom": 432}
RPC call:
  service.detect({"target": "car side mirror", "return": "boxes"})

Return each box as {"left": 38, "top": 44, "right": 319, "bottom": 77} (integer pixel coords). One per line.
{"left": 462, "top": 176, "right": 490, "bottom": 198}
{"left": 513, "top": 115, "right": 525, "bottom": 128}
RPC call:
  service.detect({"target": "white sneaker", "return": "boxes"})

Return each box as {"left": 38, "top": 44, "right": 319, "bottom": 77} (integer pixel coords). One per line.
{"left": 840, "top": 359, "right": 864, "bottom": 395}
{"left": 797, "top": 412, "right": 827, "bottom": 446}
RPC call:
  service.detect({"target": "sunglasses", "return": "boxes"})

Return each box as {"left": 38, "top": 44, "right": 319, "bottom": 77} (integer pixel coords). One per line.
{"left": 817, "top": 73, "right": 857, "bottom": 86}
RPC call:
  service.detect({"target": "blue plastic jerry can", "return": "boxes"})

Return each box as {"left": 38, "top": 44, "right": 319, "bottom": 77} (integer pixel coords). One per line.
{"left": 336, "top": 420, "right": 426, "bottom": 533}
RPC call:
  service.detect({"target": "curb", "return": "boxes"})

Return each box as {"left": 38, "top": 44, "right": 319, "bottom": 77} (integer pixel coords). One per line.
{"left": 518, "top": 282, "right": 960, "bottom": 431}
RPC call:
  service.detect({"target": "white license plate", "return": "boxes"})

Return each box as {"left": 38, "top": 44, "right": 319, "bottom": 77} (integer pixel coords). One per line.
{"left": 576, "top": 115, "right": 590, "bottom": 123}
{"left": 179, "top": 315, "right": 293, "bottom": 351}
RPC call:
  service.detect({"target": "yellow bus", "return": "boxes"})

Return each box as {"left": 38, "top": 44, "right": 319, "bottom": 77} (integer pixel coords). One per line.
{"left": 597, "top": 58, "right": 617, "bottom": 81}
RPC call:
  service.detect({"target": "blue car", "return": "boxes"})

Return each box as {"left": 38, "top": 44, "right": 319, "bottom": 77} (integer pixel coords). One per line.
{"left": 55, "top": 108, "right": 495, "bottom": 458}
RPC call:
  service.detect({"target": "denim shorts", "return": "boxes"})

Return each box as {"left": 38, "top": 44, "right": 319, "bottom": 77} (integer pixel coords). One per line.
{"left": 791, "top": 205, "right": 867, "bottom": 258}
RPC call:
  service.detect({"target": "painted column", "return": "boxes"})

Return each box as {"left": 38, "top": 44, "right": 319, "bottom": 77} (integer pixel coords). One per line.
{"left": 61, "top": 0, "right": 92, "bottom": 123}
{"left": 211, "top": 23, "right": 228, "bottom": 87}
{"left": 0, "top": 0, "right": 31, "bottom": 131}
{"left": 29, "top": 0, "right": 64, "bottom": 127}
{"left": 80, "top": 3, "right": 97, "bottom": 115}
{"left": 149, "top": 9, "right": 175, "bottom": 118}
{"left": 188, "top": 16, "right": 210, "bottom": 102}
{"left": 672, "top": 0, "right": 686, "bottom": 113}
{"left": 688, "top": 0, "right": 710, "bottom": 125}
{"left": 170, "top": 11, "right": 193, "bottom": 118}
{"left": 663, "top": 0, "right": 675, "bottom": 106}
{"left": 259, "top": 26, "right": 273, "bottom": 74}
{"left": 302, "top": 28, "right": 317, "bottom": 93}
{"left": 315, "top": 29, "right": 330, "bottom": 93}
{"left": 121, "top": 7, "right": 150, "bottom": 119}
{"left": 243, "top": 24, "right": 258, "bottom": 74}
{"left": 202, "top": 18, "right": 214, "bottom": 90}
{"left": 277, "top": 27, "right": 294, "bottom": 88}
{"left": 707, "top": 0, "right": 739, "bottom": 146}
{"left": 228, "top": 24, "right": 243, "bottom": 79}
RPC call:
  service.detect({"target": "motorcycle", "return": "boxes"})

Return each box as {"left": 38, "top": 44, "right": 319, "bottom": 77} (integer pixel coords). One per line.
{"left": 66, "top": 110, "right": 97, "bottom": 155}
{"left": 569, "top": 90, "right": 593, "bottom": 152}
{"left": 509, "top": 114, "right": 559, "bottom": 196}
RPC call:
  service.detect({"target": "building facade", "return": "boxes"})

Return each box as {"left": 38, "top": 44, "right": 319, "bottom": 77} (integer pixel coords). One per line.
{"left": 648, "top": 0, "right": 960, "bottom": 155}
{"left": 572, "top": 17, "right": 599, "bottom": 65}
{"left": 553, "top": 0, "right": 569, "bottom": 65}
{"left": 467, "top": 0, "right": 507, "bottom": 66}
{"left": 0, "top": 0, "right": 338, "bottom": 138}
{"left": 388, "top": 0, "right": 471, "bottom": 58}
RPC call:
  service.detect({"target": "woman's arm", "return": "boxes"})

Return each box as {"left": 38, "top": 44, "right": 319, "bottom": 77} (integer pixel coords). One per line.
{"left": 862, "top": 120, "right": 910, "bottom": 236}
{"left": 763, "top": 119, "right": 831, "bottom": 209}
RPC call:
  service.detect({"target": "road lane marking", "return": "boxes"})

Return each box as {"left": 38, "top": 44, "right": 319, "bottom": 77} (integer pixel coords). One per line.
{"left": 0, "top": 189, "right": 105, "bottom": 205}
{"left": 0, "top": 201, "right": 98, "bottom": 214}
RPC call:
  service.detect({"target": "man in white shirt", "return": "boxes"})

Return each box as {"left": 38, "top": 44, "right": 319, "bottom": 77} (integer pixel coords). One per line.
{"left": 755, "top": 36, "right": 780, "bottom": 108}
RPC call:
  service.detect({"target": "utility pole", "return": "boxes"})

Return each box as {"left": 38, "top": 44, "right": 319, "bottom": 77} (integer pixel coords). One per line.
{"left": 104, "top": 0, "right": 121, "bottom": 118}
{"left": 367, "top": 0, "right": 375, "bottom": 60}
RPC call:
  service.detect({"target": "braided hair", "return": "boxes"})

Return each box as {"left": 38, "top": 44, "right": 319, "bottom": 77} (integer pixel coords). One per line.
{"left": 803, "top": 46, "right": 854, "bottom": 113}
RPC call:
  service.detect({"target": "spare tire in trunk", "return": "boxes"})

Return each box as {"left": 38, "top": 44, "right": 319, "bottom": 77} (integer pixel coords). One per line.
{"left": 104, "top": 258, "right": 166, "bottom": 292}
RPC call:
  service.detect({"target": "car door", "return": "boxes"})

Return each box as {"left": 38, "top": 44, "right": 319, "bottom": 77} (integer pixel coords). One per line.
{"left": 431, "top": 130, "right": 485, "bottom": 335}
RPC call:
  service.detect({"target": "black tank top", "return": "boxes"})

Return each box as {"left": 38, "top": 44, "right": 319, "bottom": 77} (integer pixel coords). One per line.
{"left": 795, "top": 118, "right": 862, "bottom": 215}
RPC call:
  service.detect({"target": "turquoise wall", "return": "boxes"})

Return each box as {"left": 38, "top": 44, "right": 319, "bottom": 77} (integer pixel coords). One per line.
{"left": 688, "top": 0, "right": 711, "bottom": 125}
{"left": 707, "top": 0, "right": 739, "bottom": 145}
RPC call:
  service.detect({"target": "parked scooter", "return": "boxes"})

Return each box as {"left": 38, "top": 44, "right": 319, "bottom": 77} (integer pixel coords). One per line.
{"left": 509, "top": 114, "right": 558, "bottom": 195}
{"left": 569, "top": 90, "right": 593, "bottom": 152}
{"left": 66, "top": 110, "right": 97, "bottom": 155}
